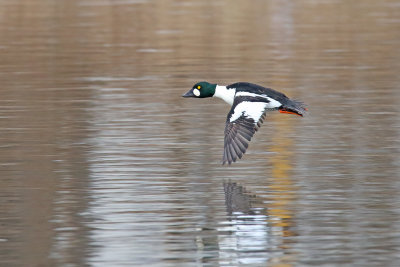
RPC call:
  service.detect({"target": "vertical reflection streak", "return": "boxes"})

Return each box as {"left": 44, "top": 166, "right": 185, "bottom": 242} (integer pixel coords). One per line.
{"left": 267, "top": 118, "right": 298, "bottom": 266}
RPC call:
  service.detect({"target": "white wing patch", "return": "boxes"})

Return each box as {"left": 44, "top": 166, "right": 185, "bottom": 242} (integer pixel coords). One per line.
{"left": 235, "top": 91, "right": 282, "bottom": 109}
{"left": 235, "top": 91, "right": 265, "bottom": 98}
{"left": 229, "top": 101, "right": 268, "bottom": 123}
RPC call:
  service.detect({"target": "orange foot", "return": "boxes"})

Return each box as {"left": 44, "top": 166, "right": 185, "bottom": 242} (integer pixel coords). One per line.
{"left": 279, "top": 109, "right": 303, "bottom": 117}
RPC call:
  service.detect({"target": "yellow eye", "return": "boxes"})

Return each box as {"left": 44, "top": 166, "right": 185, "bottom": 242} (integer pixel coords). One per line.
{"left": 197, "top": 85, "right": 201, "bottom": 89}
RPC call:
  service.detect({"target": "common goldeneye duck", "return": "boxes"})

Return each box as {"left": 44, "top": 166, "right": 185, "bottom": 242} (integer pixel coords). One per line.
{"left": 182, "top": 81, "right": 307, "bottom": 165}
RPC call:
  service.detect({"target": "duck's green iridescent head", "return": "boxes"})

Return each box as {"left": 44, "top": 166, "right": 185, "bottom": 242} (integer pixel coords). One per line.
{"left": 182, "top": 81, "right": 217, "bottom": 98}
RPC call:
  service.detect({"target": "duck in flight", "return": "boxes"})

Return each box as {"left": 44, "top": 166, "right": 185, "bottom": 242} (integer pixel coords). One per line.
{"left": 182, "top": 81, "right": 307, "bottom": 165}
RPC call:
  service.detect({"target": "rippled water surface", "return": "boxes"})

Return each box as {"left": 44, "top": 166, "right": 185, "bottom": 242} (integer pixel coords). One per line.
{"left": 1, "top": 0, "right": 400, "bottom": 266}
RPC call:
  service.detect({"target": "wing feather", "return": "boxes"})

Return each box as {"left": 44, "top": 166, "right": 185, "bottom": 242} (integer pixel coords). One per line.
{"left": 223, "top": 97, "right": 270, "bottom": 165}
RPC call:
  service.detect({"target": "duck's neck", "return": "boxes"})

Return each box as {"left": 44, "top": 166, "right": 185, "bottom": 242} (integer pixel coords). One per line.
{"left": 213, "top": 85, "right": 236, "bottom": 106}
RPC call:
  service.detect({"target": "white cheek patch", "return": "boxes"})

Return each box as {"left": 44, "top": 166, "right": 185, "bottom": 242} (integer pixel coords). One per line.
{"left": 193, "top": 89, "right": 200, "bottom": 96}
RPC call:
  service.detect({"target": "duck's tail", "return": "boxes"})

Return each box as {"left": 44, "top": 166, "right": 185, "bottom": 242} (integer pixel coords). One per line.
{"left": 279, "top": 99, "right": 308, "bottom": 117}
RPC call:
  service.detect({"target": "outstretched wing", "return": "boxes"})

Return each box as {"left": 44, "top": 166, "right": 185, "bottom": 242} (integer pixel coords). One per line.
{"left": 223, "top": 97, "right": 271, "bottom": 165}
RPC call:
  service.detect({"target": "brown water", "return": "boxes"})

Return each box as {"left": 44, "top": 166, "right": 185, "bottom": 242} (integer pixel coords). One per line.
{"left": 1, "top": 0, "right": 400, "bottom": 266}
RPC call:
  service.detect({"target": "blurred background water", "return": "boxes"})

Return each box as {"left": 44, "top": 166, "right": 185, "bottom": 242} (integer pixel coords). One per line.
{"left": 1, "top": 0, "right": 400, "bottom": 266}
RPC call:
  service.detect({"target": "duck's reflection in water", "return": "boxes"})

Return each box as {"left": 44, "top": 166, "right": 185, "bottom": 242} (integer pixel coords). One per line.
{"left": 217, "top": 181, "right": 271, "bottom": 266}
{"left": 223, "top": 181, "right": 266, "bottom": 216}
{"left": 194, "top": 120, "right": 298, "bottom": 265}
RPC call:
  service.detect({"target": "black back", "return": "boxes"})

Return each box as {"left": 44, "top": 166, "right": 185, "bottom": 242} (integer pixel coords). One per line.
{"left": 227, "top": 82, "right": 289, "bottom": 104}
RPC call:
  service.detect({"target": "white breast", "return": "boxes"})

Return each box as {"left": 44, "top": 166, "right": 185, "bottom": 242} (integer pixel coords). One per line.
{"left": 213, "top": 85, "right": 236, "bottom": 105}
